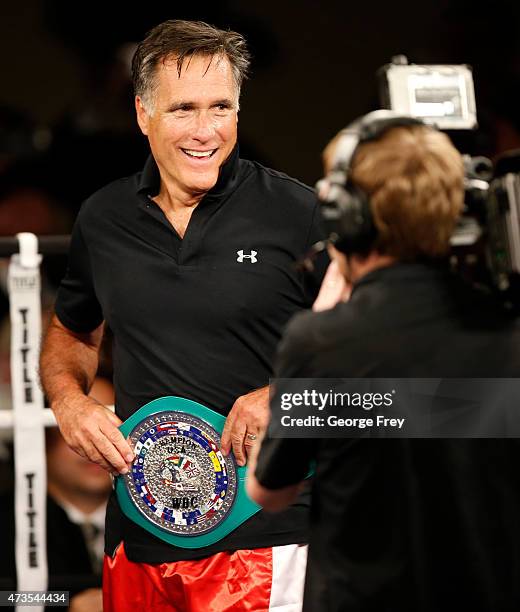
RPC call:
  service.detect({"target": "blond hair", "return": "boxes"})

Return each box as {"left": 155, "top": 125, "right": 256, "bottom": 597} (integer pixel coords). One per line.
{"left": 325, "top": 125, "right": 464, "bottom": 259}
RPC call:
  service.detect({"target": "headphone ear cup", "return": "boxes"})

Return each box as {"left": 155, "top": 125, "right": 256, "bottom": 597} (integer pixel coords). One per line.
{"left": 332, "top": 184, "right": 377, "bottom": 255}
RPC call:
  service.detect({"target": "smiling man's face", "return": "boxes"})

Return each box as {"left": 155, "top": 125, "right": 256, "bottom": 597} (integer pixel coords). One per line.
{"left": 136, "top": 53, "right": 238, "bottom": 200}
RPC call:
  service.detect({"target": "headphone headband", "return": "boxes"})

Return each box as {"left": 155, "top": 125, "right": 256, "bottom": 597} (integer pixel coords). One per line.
{"left": 319, "top": 111, "right": 428, "bottom": 255}
{"left": 331, "top": 110, "right": 426, "bottom": 174}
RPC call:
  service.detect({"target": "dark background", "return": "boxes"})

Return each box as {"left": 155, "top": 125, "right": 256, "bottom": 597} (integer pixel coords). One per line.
{"left": 1, "top": 0, "right": 520, "bottom": 211}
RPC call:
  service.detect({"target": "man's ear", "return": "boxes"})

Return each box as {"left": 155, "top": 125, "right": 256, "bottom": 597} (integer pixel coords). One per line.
{"left": 135, "top": 96, "right": 149, "bottom": 136}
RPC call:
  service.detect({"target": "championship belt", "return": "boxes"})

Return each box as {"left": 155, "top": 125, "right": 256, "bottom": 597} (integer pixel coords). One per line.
{"left": 115, "top": 396, "right": 260, "bottom": 549}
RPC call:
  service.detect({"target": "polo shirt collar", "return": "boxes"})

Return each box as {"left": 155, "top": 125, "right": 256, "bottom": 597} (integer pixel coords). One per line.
{"left": 137, "top": 143, "right": 240, "bottom": 199}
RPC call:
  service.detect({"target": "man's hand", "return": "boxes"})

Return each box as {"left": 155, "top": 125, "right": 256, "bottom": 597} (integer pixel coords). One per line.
{"left": 312, "top": 259, "right": 350, "bottom": 312}
{"left": 245, "top": 425, "right": 305, "bottom": 512}
{"left": 221, "top": 386, "right": 270, "bottom": 466}
{"left": 53, "top": 395, "right": 134, "bottom": 475}
{"left": 41, "top": 315, "right": 134, "bottom": 475}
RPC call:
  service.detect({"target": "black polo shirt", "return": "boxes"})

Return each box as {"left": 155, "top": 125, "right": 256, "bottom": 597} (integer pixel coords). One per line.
{"left": 256, "top": 263, "right": 520, "bottom": 612}
{"left": 55, "top": 146, "right": 326, "bottom": 562}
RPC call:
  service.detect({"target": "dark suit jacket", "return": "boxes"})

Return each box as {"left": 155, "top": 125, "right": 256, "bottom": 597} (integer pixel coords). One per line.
{"left": 257, "top": 262, "right": 520, "bottom": 612}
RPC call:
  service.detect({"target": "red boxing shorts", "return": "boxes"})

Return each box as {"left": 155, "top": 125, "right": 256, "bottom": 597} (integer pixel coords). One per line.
{"left": 103, "top": 543, "right": 307, "bottom": 611}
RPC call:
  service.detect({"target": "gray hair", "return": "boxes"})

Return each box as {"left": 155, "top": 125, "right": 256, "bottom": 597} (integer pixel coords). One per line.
{"left": 132, "top": 20, "right": 251, "bottom": 112}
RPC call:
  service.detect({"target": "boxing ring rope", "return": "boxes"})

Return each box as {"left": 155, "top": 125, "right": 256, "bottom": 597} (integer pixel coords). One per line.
{"left": 1, "top": 234, "right": 68, "bottom": 611}
{"left": 0, "top": 408, "right": 56, "bottom": 428}
{"left": 0, "top": 235, "right": 71, "bottom": 257}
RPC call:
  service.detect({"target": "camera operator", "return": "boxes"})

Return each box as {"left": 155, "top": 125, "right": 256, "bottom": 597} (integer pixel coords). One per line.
{"left": 247, "top": 113, "right": 520, "bottom": 612}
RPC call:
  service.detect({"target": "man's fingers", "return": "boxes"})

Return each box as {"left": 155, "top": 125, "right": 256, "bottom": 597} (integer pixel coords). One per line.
{"left": 222, "top": 389, "right": 268, "bottom": 462}
{"left": 53, "top": 398, "right": 132, "bottom": 474}
{"left": 100, "top": 421, "right": 134, "bottom": 463}
{"left": 79, "top": 438, "right": 115, "bottom": 473}
{"left": 220, "top": 415, "right": 235, "bottom": 455}
{"left": 243, "top": 431, "right": 258, "bottom": 457}
{"left": 313, "top": 260, "right": 350, "bottom": 312}
{"left": 230, "top": 421, "right": 247, "bottom": 466}
{"left": 92, "top": 431, "right": 132, "bottom": 474}
{"left": 83, "top": 405, "right": 133, "bottom": 472}
{"left": 105, "top": 410, "right": 123, "bottom": 428}
{"left": 77, "top": 417, "right": 131, "bottom": 474}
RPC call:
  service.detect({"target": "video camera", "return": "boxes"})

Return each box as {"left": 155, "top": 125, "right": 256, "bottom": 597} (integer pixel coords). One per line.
{"left": 378, "top": 56, "right": 520, "bottom": 311}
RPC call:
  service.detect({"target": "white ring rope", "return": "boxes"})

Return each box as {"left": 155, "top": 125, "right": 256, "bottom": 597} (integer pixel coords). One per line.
{"left": 0, "top": 408, "right": 56, "bottom": 429}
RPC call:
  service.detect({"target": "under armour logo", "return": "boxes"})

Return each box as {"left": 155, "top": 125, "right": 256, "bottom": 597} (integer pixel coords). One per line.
{"left": 237, "top": 250, "right": 258, "bottom": 263}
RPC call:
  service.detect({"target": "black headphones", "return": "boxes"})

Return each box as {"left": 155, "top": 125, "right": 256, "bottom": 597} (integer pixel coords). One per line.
{"left": 317, "top": 110, "right": 427, "bottom": 255}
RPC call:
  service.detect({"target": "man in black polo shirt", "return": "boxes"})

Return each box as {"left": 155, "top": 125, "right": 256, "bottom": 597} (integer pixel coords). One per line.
{"left": 40, "top": 20, "right": 325, "bottom": 611}
{"left": 248, "top": 118, "right": 520, "bottom": 611}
